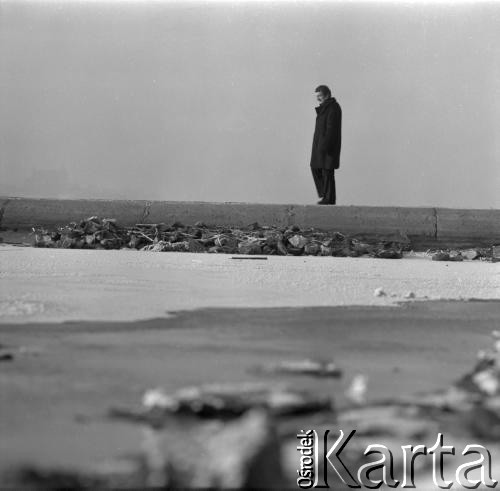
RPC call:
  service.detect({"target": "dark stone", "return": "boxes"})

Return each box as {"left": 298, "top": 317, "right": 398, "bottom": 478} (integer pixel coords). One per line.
{"left": 304, "top": 243, "right": 320, "bottom": 255}
{"left": 432, "top": 252, "right": 451, "bottom": 261}
{"left": 188, "top": 240, "right": 206, "bottom": 253}
{"left": 286, "top": 247, "right": 303, "bottom": 256}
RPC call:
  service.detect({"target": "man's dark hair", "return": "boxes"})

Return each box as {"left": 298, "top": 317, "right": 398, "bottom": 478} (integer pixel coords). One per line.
{"left": 315, "top": 85, "right": 331, "bottom": 98}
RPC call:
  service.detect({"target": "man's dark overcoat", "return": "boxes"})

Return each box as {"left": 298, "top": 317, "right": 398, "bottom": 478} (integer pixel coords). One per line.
{"left": 310, "top": 97, "right": 342, "bottom": 170}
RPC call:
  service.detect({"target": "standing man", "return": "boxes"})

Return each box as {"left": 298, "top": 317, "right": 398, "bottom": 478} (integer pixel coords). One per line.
{"left": 310, "top": 85, "right": 342, "bottom": 205}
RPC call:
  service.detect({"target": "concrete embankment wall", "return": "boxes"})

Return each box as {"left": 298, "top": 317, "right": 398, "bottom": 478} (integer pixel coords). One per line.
{"left": 1, "top": 197, "right": 499, "bottom": 248}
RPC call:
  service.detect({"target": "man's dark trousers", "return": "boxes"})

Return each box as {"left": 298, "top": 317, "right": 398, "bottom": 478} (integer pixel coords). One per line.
{"left": 312, "top": 168, "right": 336, "bottom": 204}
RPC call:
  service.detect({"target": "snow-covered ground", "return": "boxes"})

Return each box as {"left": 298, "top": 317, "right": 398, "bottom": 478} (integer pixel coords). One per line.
{"left": 1, "top": 246, "right": 498, "bottom": 323}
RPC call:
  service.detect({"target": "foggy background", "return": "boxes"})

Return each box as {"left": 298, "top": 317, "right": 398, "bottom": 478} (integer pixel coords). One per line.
{"left": 1, "top": 0, "right": 499, "bottom": 208}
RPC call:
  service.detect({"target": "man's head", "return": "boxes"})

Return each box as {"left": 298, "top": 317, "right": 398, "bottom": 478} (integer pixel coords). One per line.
{"left": 315, "top": 85, "right": 331, "bottom": 104}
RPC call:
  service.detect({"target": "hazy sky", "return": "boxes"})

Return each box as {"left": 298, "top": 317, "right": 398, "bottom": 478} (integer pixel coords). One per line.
{"left": 1, "top": 0, "right": 499, "bottom": 207}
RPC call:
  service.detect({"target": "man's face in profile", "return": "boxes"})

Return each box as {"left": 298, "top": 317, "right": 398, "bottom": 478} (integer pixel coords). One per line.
{"left": 316, "top": 91, "right": 328, "bottom": 104}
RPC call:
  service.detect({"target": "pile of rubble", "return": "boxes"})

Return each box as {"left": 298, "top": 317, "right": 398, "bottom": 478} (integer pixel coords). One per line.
{"left": 32, "top": 216, "right": 412, "bottom": 258}
{"left": 32, "top": 216, "right": 498, "bottom": 261}
{"left": 430, "top": 247, "right": 495, "bottom": 262}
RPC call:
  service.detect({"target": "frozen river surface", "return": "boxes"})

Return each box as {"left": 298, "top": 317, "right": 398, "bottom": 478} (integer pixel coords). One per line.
{"left": 0, "top": 246, "right": 498, "bottom": 323}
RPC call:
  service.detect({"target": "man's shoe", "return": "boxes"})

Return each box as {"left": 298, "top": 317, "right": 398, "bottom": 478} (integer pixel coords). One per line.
{"left": 317, "top": 199, "right": 327, "bottom": 205}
